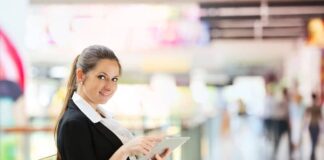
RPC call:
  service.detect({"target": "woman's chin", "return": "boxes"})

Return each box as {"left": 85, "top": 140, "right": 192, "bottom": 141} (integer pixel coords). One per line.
{"left": 97, "top": 97, "right": 110, "bottom": 104}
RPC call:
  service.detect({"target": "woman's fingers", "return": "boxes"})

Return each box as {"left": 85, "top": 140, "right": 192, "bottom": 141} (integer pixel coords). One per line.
{"left": 140, "top": 137, "right": 158, "bottom": 150}
{"left": 138, "top": 137, "right": 161, "bottom": 155}
{"left": 159, "top": 148, "right": 171, "bottom": 158}
{"left": 154, "top": 154, "right": 162, "bottom": 160}
{"left": 141, "top": 136, "right": 162, "bottom": 150}
{"left": 152, "top": 148, "right": 171, "bottom": 160}
{"left": 133, "top": 145, "right": 150, "bottom": 156}
{"left": 126, "top": 135, "right": 165, "bottom": 157}
{"left": 140, "top": 142, "right": 153, "bottom": 153}
{"left": 146, "top": 135, "right": 163, "bottom": 143}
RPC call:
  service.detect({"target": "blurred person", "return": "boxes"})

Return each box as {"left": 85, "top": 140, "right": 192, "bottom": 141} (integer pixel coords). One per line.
{"left": 289, "top": 93, "right": 305, "bottom": 159}
{"left": 233, "top": 98, "right": 249, "bottom": 135}
{"left": 0, "top": 80, "right": 28, "bottom": 127}
{"left": 307, "top": 18, "right": 324, "bottom": 46}
{"left": 263, "top": 83, "right": 276, "bottom": 141}
{"left": 55, "top": 45, "right": 170, "bottom": 160}
{"left": 48, "top": 86, "right": 66, "bottom": 121}
{"left": 234, "top": 98, "right": 248, "bottom": 134}
{"left": 304, "top": 93, "right": 323, "bottom": 160}
{"left": 220, "top": 107, "right": 231, "bottom": 137}
{"left": 272, "top": 87, "right": 292, "bottom": 160}
{"left": 0, "top": 80, "right": 27, "bottom": 160}
{"left": 237, "top": 98, "right": 247, "bottom": 116}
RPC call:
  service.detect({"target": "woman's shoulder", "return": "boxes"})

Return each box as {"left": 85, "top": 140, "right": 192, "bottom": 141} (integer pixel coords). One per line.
{"left": 61, "top": 100, "right": 89, "bottom": 125}
{"left": 59, "top": 111, "right": 90, "bottom": 133}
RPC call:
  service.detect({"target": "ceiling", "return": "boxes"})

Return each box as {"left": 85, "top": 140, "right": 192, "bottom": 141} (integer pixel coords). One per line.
{"left": 27, "top": 0, "right": 319, "bottom": 83}
{"left": 199, "top": 0, "right": 324, "bottom": 40}
{"left": 30, "top": 0, "right": 324, "bottom": 40}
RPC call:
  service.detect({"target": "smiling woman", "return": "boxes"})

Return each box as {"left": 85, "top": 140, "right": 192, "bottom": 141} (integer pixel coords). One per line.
{"left": 55, "top": 45, "right": 170, "bottom": 160}
{"left": 76, "top": 59, "right": 120, "bottom": 107}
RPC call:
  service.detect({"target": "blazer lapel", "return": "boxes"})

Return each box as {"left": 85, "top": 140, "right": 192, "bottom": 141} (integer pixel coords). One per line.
{"left": 68, "top": 99, "right": 123, "bottom": 149}
{"left": 94, "top": 122, "right": 123, "bottom": 148}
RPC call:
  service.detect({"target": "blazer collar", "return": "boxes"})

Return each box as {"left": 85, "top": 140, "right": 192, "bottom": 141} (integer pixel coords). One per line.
{"left": 69, "top": 93, "right": 123, "bottom": 148}
{"left": 72, "top": 92, "right": 102, "bottom": 123}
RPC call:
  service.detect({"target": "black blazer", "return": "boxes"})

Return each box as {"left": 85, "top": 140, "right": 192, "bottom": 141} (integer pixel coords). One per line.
{"left": 57, "top": 99, "right": 123, "bottom": 160}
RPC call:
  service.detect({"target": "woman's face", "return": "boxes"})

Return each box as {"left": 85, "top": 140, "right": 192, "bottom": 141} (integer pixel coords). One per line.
{"left": 77, "top": 59, "right": 120, "bottom": 107}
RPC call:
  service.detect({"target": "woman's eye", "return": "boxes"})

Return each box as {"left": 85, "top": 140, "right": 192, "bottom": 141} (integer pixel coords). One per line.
{"left": 98, "top": 75, "right": 106, "bottom": 80}
{"left": 112, "top": 77, "right": 118, "bottom": 82}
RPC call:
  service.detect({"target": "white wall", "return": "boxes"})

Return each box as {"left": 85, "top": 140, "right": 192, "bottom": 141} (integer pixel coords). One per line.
{"left": 0, "top": 0, "right": 29, "bottom": 51}
{"left": 28, "top": 39, "right": 297, "bottom": 74}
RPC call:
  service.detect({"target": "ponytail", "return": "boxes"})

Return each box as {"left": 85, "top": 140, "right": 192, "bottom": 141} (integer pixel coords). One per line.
{"left": 55, "top": 55, "right": 79, "bottom": 160}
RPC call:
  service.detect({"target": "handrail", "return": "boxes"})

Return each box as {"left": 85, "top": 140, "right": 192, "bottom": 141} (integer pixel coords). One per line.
{"left": 0, "top": 126, "right": 54, "bottom": 133}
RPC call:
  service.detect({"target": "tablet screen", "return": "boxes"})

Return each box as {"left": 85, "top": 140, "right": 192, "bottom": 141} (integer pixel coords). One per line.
{"left": 137, "top": 136, "right": 190, "bottom": 160}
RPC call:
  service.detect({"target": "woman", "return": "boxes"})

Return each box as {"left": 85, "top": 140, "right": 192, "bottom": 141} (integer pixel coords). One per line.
{"left": 55, "top": 45, "right": 170, "bottom": 160}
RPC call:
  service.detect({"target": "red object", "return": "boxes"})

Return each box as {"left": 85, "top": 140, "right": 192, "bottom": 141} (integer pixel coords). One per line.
{"left": 0, "top": 27, "right": 25, "bottom": 92}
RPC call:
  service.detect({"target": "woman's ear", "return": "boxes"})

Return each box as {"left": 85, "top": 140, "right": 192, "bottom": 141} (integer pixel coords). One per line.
{"left": 76, "top": 68, "right": 85, "bottom": 84}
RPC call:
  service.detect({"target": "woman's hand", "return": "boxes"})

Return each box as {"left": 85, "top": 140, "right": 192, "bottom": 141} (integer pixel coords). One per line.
{"left": 151, "top": 148, "right": 171, "bottom": 160}
{"left": 123, "top": 135, "right": 162, "bottom": 157}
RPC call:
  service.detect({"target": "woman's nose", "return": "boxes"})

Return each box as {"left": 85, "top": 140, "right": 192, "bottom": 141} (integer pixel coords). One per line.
{"left": 103, "top": 80, "right": 114, "bottom": 90}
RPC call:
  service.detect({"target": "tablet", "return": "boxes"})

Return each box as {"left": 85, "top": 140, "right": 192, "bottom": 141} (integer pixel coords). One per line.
{"left": 137, "top": 136, "right": 190, "bottom": 160}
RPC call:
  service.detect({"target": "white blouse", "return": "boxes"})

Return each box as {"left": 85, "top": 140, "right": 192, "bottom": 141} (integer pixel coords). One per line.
{"left": 72, "top": 92, "right": 136, "bottom": 160}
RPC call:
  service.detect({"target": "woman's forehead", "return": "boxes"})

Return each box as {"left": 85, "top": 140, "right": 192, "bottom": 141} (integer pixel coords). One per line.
{"left": 93, "top": 59, "right": 120, "bottom": 75}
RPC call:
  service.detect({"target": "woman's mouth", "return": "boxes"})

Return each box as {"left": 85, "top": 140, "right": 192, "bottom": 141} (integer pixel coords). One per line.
{"left": 99, "top": 91, "right": 110, "bottom": 97}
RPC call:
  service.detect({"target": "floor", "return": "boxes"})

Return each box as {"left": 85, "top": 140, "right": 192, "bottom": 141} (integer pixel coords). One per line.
{"left": 206, "top": 114, "right": 324, "bottom": 160}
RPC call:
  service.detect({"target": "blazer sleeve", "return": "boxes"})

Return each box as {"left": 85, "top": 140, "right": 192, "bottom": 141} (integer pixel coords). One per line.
{"left": 62, "top": 119, "right": 97, "bottom": 160}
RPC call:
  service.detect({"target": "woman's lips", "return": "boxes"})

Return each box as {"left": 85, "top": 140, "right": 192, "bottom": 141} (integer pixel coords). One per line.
{"left": 99, "top": 91, "right": 110, "bottom": 96}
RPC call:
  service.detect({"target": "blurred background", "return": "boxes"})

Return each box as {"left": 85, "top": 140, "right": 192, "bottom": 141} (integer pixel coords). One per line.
{"left": 0, "top": 0, "right": 324, "bottom": 159}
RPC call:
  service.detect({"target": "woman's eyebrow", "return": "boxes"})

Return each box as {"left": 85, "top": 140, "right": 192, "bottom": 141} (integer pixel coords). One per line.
{"left": 98, "top": 72, "right": 108, "bottom": 76}
{"left": 98, "top": 72, "right": 119, "bottom": 77}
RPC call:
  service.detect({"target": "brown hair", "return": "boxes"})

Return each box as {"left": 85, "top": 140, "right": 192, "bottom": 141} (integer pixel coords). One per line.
{"left": 55, "top": 45, "right": 121, "bottom": 160}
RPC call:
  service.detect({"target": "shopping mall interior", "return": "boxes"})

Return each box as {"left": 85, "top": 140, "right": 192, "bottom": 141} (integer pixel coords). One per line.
{"left": 1, "top": 0, "right": 324, "bottom": 160}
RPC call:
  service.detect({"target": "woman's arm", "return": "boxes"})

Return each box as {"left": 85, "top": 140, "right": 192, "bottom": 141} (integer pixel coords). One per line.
{"left": 152, "top": 148, "right": 171, "bottom": 160}
{"left": 108, "top": 145, "right": 128, "bottom": 160}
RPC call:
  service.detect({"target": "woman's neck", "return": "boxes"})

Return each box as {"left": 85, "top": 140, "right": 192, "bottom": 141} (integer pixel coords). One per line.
{"left": 76, "top": 90, "right": 97, "bottom": 109}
